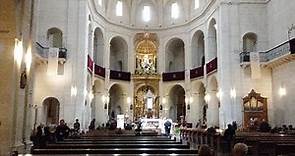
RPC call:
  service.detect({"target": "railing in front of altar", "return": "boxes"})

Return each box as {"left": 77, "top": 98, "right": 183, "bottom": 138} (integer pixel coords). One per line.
{"left": 206, "top": 57, "right": 217, "bottom": 74}
{"left": 162, "top": 71, "right": 185, "bottom": 81}
{"left": 110, "top": 70, "right": 131, "bottom": 81}
{"left": 190, "top": 65, "right": 204, "bottom": 79}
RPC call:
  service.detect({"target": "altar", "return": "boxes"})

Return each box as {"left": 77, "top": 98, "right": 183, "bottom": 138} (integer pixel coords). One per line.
{"left": 141, "top": 118, "right": 173, "bottom": 134}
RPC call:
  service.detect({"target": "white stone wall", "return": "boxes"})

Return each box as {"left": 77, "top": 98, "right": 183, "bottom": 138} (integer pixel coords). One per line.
{"left": 34, "top": 0, "right": 89, "bottom": 129}
{"left": 272, "top": 62, "right": 295, "bottom": 126}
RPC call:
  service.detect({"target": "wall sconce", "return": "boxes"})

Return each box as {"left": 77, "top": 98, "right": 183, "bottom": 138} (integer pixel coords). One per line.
{"left": 185, "top": 96, "right": 192, "bottom": 111}
{"left": 230, "top": 88, "right": 236, "bottom": 98}
{"left": 102, "top": 94, "right": 110, "bottom": 109}
{"left": 279, "top": 87, "right": 286, "bottom": 97}
{"left": 88, "top": 92, "right": 94, "bottom": 101}
{"left": 25, "top": 44, "right": 32, "bottom": 73}
{"left": 204, "top": 94, "right": 211, "bottom": 103}
{"left": 71, "top": 86, "right": 77, "bottom": 97}
{"left": 14, "top": 38, "right": 23, "bottom": 68}
{"left": 216, "top": 89, "right": 222, "bottom": 99}
{"left": 127, "top": 97, "right": 132, "bottom": 110}
{"left": 162, "top": 97, "right": 166, "bottom": 104}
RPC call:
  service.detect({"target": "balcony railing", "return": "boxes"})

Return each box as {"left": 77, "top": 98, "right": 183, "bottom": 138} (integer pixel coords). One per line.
{"left": 206, "top": 57, "right": 218, "bottom": 74}
{"left": 95, "top": 64, "right": 105, "bottom": 78}
{"left": 240, "top": 51, "right": 250, "bottom": 63}
{"left": 240, "top": 38, "right": 295, "bottom": 64}
{"left": 110, "top": 70, "right": 131, "bottom": 81}
{"left": 190, "top": 66, "right": 204, "bottom": 79}
{"left": 36, "top": 42, "right": 67, "bottom": 60}
{"left": 162, "top": 71, "right": 185, "bottom": 81}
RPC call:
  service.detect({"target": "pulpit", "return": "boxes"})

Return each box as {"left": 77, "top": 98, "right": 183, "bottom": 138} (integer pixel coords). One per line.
{"left": 242, "top": 89, "right": 268, "bottom": 131}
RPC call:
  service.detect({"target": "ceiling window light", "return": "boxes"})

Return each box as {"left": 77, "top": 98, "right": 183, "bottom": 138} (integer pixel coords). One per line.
{"left": 171, "top": 2, "right": 179, "bottom": 19}
{"left": 116, "top": 0, "right": 123, "bottom": 16}
{"left": 195, "top": 0, "right": 200, "bottom": 9}
{"left": 98, "top": 0, "right": 102, "bottom": 6}
{"left": 142, "top": 5, "right": 151, "bottom": 22}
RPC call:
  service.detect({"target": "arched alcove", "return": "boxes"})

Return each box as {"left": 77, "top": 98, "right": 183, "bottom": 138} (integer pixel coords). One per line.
{"left": 207, "top": 76, "right": 219, "bottom": 127}
{"left": 168, "top": 85, "right": 185, "bottom": 122}
{"left": 110, "top": 36, "right": 128, "bottom": 71}
{"left": 165, "top": 38, "right": 185, "bottom": 72}
{"left": 108, "top": 84, "right": 124, "bottom": 120}
{"left": 93, "top": 27, "right": 104, "bottom": 66}
{"left": 243, "top": 32, "right": 257, "bottom": 52}
{"left": 43, "top": 97, "right": 60, "bottom": 124}
{"left": 47, "top": 27, "right": 63, "bottom": 48}
{"left": 208, "top": 19, "right": 217, "bottom": 60}
{"left": 191, "top": 30, "right": 205, "bottom": 68}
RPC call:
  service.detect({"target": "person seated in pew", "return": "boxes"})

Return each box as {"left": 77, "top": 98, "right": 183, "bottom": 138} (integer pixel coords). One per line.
{"left": 259, "top": 119, "right": 271, "bottom": 132}
{"left": 55, "top": 119, "right": 69, "bottom": 141}
{"left": 198, "top": 144, "right": 213, "bottom": 156}
{"left": 223, "top": 124, "right": 235, "bottom": 153}
{"left": 232, "top": 143, "right": 248, "bottom": 156}
{"left": 88, "top": 118, "right": 96, "bottom": 131}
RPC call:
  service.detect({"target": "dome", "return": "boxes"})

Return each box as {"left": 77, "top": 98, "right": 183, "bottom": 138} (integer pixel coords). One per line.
{"left": 90, "top": 0, "right": 205, "bottom": 29}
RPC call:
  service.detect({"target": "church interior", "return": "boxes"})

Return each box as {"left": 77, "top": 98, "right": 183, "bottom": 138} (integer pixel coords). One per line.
{"left": 1, "top": 0, "right": 295, "bottom": 155}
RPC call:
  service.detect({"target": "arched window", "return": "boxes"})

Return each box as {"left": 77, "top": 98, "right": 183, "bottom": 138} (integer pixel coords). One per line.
{"left": 142, "top": 5, "right": 151, "bottom": 22}
{"left": 47, "top": 28, "right": 62, "bottom": 48}
{"left": 243, "top": 33, "right": 257, "bottom": 52}
{"left": 116, "top": 0, "right": 123, "bottom": 16}
{"left": 110, "top": 36, "right": 128, "bottom": 71}
{"left": 171, "top": 2, "right": 179, "bottom": 19}
{"left": 194, "top": 0, "right": 200, "bottom": 9}
{"left": 98, "top": 0, "right": 102, "bottom": 6}
{"left": 165, "top": 38, "right": 185, "bottom": 72}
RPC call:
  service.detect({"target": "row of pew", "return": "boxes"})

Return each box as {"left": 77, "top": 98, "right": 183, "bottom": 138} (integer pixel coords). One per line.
{"left": 31, "top": 134, "right": 198, "bottom": 155}
{"left": 180, "top": 128, "right": 295, "bottom": 156}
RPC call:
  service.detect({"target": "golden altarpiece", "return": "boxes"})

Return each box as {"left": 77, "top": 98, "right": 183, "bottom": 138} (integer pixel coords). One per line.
{"left": 132, "top": 33, "right": 161, "bottom": 120}
{"left": 242, "top": 89, "right": 268, "bottom": 130}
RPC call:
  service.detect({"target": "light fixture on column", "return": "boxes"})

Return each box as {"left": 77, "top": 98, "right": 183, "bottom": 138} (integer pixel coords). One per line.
{"left": 279, "top": 87, "right": 286, "bottom": 97}
{"left": 216, "top": 89, "right": 222, "bottom": 99}
{"left": 25, "top": 44, "right": 32, "bottom": 73}
{"left": 127, "top": 97, "right": 132, "bottom": 110}
{"left": 88, "top": 91, "right": 94, "bottom": 101}
{"left": 185, "top": 96, "right": 190, "bottom": 111}
{"left": 162, "top": 97, "right": 166, "bottom": 104}
{"left": 14, "top": 38, "right": 23, "bottom": 68}
{"left": 71, "top": 86, "right": 77, "bottom": 97}
{"left": 230, "top": 88, "right": 236, "bottom": 98}
{"left": 102, "top": 94, "right": 109, "bottom": 109}
{"left": 204, "top": 94, "right": 211, "bottom": 103}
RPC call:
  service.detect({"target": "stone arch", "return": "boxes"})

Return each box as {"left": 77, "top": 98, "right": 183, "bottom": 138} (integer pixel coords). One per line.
{"left": 110, "top": 36, "right": 128, "bottom": 71}
{"left": 108, "top": 84, "right": 125, "bottom": 120}
{"left": 208, "top": 18, "right": 217, "bottom": 60}
{"left": 165, "top": 38, "right": 185, "bottom": 72}
{"left": 168, "top": 85, "right": 186, "bottom": 122}
{"left": 207, "top": 75, "right": 219, "bottom": 127}
{"left": 191, "top": 30, "right": 205, "bottom": 68}
{"left": 93, "top": 27, "right": 104, "bottom": 66}
{"left": 242, "top": 32, "right": 257, "bottom": 52}
{"left": 42, "top": 97, "right": 60, "bottom": 125}
{"left": 47, "top": 27, "right": 63, "bottom": 48}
